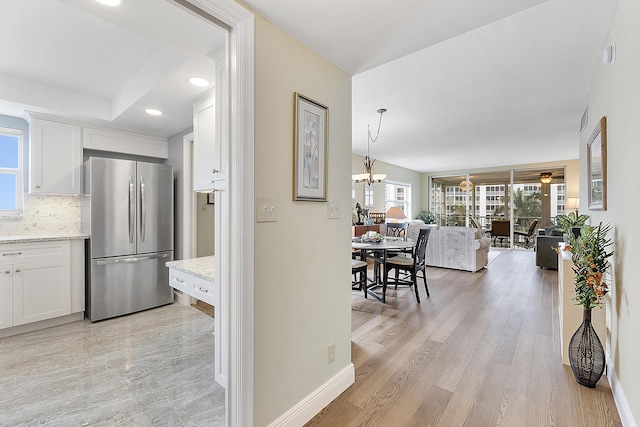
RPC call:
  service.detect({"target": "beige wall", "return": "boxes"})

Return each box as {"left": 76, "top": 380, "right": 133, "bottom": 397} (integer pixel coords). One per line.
{"left": 254, "top": 16, "right": 353, "bottom": 426}
{"left": 351, "top": 153, "right": 424, "bottom": 219}
{"left": 585, "top": 0, "right": 639, "bottom": 422}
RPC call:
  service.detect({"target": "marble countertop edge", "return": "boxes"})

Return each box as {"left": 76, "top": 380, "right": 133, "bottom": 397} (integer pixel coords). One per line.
{"left": 166, "top": 256, "right": 215, "bottom": 282}
{"left": 0, "top": 233, "right": 90, "bottom": 244}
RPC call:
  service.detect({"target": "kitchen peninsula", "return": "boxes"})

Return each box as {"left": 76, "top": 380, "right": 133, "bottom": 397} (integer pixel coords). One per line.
{"left": 166, "top": 256, "right": 215, "bottom": 306}
{"left": 166, "top": 255, "right": 225, "bottom": 387}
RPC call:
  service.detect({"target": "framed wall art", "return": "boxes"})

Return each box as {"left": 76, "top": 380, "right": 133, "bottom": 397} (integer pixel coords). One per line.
{"left": 293, "top": 92, "right": 328, "bottom": 201}
{"left": 587, "top": 116, "right": 607, "bottom": 210}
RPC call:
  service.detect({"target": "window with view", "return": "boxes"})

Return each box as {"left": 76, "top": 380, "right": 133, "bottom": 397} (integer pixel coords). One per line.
{"left": 364, "top": 185, "right": 374, "bottom": 207}
{"left": 385, "top": 182, "right": 410, "bottom": 215}
{"left": 0, "top": 127, "right": 23, "bottom": 216}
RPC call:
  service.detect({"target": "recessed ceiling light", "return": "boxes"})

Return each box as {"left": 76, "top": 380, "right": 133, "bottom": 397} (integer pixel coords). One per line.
{"left": 96, "top": 0, "right": 121, "bottom": 6}
{"left": 189, "top": 77, "right": 210, "bottom": 87}
{"left": 145, "top": 109, "right": 162, "bottom": 116}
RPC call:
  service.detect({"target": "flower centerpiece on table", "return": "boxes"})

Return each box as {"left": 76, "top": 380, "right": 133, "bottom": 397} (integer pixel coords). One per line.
{"left": 362, "top": 231, "right": 383, "bottom": 243}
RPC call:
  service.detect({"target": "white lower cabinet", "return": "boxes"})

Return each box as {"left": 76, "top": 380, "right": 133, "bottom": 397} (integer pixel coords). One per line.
{"left": 169, "top": 268, "right": 216, "bottom": 307}
{"left": 0, "top": 240, "right": 74, "bottom": 330}
{"left": 0, "top": 268, "right": 13, "bottom": 329}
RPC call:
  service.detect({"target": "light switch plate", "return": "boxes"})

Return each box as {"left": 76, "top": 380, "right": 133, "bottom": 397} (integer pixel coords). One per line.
{"left": 328, "top": 199, "right": 341, "bottom": 219}
{"left": 256, "top": 196, "right": 278, "bottom": 222}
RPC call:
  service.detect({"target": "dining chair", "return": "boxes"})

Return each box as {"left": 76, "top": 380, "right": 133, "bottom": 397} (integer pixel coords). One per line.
{"left": 383, "top": 228, "right": 431, "bottom": 303}
{"left": 351, "top": 259, "right": 368, "bottom": 297}
{"left": 385, "top": 223, "right": 407, "bottom": 239}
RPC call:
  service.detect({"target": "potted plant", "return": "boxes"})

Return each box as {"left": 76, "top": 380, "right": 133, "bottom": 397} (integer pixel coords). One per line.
{"left": 554, "top": 211, "right": 589, "bottom": 240}
{"left": 564, "top": 223, "right": 614, "bottom": 387}
{"left": 415, "top": 211, "right": 436, "bottom": 224}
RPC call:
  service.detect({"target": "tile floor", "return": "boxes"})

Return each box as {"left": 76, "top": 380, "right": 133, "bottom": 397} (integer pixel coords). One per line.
{"left": 0, "top": 303, "right": 224, "bottom": 426}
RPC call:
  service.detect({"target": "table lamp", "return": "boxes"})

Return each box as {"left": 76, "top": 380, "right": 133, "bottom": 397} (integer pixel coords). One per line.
{"left": 565, "top": 197, "right": 580, "bottom": 215}
{"left": 385, "top": 206, "right": 406, "bottom": 223}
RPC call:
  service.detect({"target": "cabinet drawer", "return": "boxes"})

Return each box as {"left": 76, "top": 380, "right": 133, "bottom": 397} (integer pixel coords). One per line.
{"left": 169, "top": 269, "right": 215, "bottom": 306}
{"left": 0, "top": 241, "right": 70, "bottom": 265}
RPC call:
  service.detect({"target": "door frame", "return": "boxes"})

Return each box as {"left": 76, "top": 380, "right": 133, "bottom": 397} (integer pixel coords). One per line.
{"left": 182, "top": 132, "right": 197, "bottom": 262}
{"left": 178, "top": 1, "right": 254, "bottom": 426}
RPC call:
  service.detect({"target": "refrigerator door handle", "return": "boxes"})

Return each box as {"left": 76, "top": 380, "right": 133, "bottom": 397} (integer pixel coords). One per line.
{"left": 129, "top": 178, "right": 135, "bottom": 244}
{"left": 96, "top": 253, "right": 169, "bottom": 265}
{"left": 140, "top": 176, "right": 146, "bottom": 243}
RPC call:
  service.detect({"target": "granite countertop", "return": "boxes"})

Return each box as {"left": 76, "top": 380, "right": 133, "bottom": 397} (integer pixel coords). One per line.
{"left": 166, "top": 256, "right": 214, "bottom": 282}
{"left": 0, "top": 233, "right": 90, "bottom": 244}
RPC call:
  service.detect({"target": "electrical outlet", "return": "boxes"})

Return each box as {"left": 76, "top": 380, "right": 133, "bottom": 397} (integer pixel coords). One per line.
{"left": 328, "top": 343, "right": 335, "bottom": 364}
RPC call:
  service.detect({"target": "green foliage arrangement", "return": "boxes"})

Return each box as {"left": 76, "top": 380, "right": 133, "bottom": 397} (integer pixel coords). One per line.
{"left": 564, "top": 223, "right": 614, "bottom": 309}
{"left": 415, "top": 211, "right": 436, "bottom": 224}
{"left": 555, "top": 211, "right": 590, "bottom": 235}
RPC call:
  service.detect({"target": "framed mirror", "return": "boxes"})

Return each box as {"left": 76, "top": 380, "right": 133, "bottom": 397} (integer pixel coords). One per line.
{"left": 587, "top": 116, "right": 607, "bottom": 210}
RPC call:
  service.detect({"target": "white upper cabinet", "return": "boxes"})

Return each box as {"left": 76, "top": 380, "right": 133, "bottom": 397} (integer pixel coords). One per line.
{"left": 193, "top": 93, "right": 219, "bottom": 192}
{"left": 193, "top": 54, "right": 228, "bottom": 193}
{"left": 29, "top": 118, "right": 82, "bottom": 194}
{"left": 82, "top": 127, "right": 168, "bottom": 159}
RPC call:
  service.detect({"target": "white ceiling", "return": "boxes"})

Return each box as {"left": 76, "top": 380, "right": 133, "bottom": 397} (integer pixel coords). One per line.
{"left": 0, "top": 0, "right": 226, "bottom": 138}
{"left": 0, "top": 0, "right": 618, "bottom": 171}
{"left": 244, "top": 0, "right": 618, "bottom": 173}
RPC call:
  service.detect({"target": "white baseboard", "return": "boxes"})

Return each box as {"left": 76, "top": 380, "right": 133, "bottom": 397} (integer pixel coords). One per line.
{"left": 0, "top": 312, "right": 84, "bottom": 339}
{"left": 267, "top": 363, "right": 355, "bottom": 427}
{"left": 607, "top": 356, "right": 637, "bottom": 427}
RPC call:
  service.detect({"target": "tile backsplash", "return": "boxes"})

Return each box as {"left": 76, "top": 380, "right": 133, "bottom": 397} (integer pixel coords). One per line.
{"left": 0, "top": 194, "right": 81, "bottom": 235}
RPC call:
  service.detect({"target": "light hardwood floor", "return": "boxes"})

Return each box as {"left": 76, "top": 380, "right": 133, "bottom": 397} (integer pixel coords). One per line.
{"left": 306, "top": 249, "right": 622, "bottom": 426}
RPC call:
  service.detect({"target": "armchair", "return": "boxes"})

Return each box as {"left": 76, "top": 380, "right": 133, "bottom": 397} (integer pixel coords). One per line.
{"left": 535, "top": 227, "right": 564, "bottom": 269}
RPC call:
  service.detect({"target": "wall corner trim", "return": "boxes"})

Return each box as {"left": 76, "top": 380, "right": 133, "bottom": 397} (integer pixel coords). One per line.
{"left": 607, "top": 356, "right": 638, "bottom": 427}
{"left": 267, "top": 363, "right": 355, "bottom": 427}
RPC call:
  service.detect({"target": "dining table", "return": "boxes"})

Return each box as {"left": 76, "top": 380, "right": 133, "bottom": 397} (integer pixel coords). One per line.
{"left": 351, "top": 237, "right": 416, "bottom": 302}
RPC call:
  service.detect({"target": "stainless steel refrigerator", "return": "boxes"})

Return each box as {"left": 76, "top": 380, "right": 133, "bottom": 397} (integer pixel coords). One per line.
{"left": 83, "top": 157, "right": 174, "bottom": 321}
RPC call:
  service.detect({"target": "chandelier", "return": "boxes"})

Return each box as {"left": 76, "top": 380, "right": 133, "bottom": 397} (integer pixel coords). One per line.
{"left": 352, "top": 108, "right": 387, "bottom": 185}
{"left": 539, "top": 172, "right": 553, "bottom": 184}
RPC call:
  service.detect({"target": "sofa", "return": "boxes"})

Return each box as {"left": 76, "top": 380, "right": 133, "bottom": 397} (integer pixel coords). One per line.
{"left": 406, "top": 221, "right": 491, "bottom": 272}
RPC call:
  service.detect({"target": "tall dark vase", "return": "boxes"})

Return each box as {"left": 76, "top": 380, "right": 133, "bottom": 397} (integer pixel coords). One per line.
{"left": 568, "top": 308, "right": 605, "bottom": 387}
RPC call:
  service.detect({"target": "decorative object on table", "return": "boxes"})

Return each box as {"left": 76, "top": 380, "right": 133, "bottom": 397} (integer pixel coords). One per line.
{"left": 415, "top": 211, "right": 436, "bottom": 224}
{"left": 293, "top": 92, "right": 328, "bottom": 201}
{"left": 352, "top": 108, "right": 387, "bottom": 185}
{"left": 361, "top": 231, "right": 383, "bottom": 243}
{"left": 587, "top": 116, "right": 607, "bottom": 210}
{"left": 353, "top": 202, "right": 364, "bottom": 225}
{"left": 385, "top": 206, "right": 406, "bottom": 223}
{"left": 370, "top": 212, "right": 386, "bottom": 224}
{"left": 564, "top": 222, "right": 614, "bottom": 387}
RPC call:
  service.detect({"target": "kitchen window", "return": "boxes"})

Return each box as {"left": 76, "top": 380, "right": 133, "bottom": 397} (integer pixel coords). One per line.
{"left": 0, "top": 127, "right": 23, "bottom": 216}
